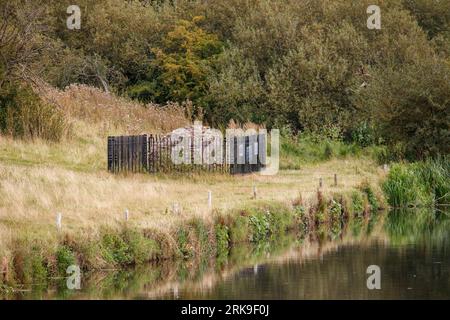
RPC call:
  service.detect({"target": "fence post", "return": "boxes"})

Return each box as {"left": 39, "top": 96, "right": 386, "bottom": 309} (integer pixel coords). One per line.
{"left": 208, "top": 190, "right": 212, "bottom": 209}
{"left": 172, "top": 203, "right": 180, "bottom": 215}
{"left": 56, "top": 213, "right": 62, "bottom": 231}
{"left": 143, "top": 134, "right": 148, "bottom": 172}
{"left": 334, "top": 174, "right": 338, "bottom": 187}
{"left": 107, "top": 137, "right": 113, "bottom": 172}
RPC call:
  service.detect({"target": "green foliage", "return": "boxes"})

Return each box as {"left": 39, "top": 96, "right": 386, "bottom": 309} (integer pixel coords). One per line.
{"left": 0, "top": 82, "right": 67, "bottom": 141}
{"left": 1, "top": 0, "right": 448, "bottom": 161}
{"left": 358, "top": 59, "right": 450, "bottom": 160}
{"left": 229, "top": 215, "right": 250, "bottom": 244}
{"left": 383, "top": 163, "right": 432, "bottom": 208}
{"left": 280, "top": 132, "right": 371, "bottom": 169}
{"left": 403, "top": 0, "right": 450, "bottom": 39}
{"left": 415, "top": 157, "right": 450, "bottom": 205}
{"left": 128, "top": 16, "right": 223, "bottom": 112}
{"left": 329, "top": 200, "right": 343, "bottom": 221}
{"left": 360, "top": 183, "right": 379, "bottom": 212}
{"left": 12, "top": 244, "right": 48, "bottom": 285}
{"left": 101, "top": 229, "right": 160, "bottom": 266}
{"left": 214, "top": 223, "right": 230, "bottom": 257}
{"left": 351, "top": 191, "right": 365, "bottom": 218}
{"left": 249, "top": 213, "right": 270, "bottom": 243}
{"left": 176, "top": 227, "right": 192, "bottom": 259}
{"left": 329, "top": 199, "right": 343, "bottom": 237}
{"left": 56, "top": 245, "right": 76, "bottom": 274}
{"left": 323, "top": 142, "right": 333, "bottom": 160}
{"left": 189, "top": 218, "right": 213, "bottom": 256}
{"left": 383, "top": 158, "right": 450, "bottom": 207}
{"left": 351, "top": 122, "right": 378, "bottom": 147}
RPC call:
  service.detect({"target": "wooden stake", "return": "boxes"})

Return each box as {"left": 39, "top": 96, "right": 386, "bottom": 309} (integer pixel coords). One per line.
{"left": 172, "top": 203, "right": 180, "bottom": 215}
{"left": 56, "top": 213, "right": 62, "bottom": 231}
{"left": 334, "top": 174, "right": 338, "bottom": 187}
{"left": 319, "top": 178, "right": 323, "bottom": 188}
{"left": 253, "top": 185, "right": 257, "bottom": 199}
{"left": 208, "top": 190, "right": 212, "bottom": 209}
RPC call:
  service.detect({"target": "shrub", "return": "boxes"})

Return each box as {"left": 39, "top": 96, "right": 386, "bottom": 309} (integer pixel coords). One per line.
{"left": 102, "top": 233, "right": 132, "bottom": 265}
{"left": 0, "top": 82, "right": 67, "bottom": 141}
{"left": 249, "top": 213, "right": 270, "bottom": 242}
{"left": 56, "top": 245, "right": 76, "bottom": 274}
{"left": 121, "top": 229, "right": 160, "bottom": 264}
{"left": 101, "top": 229, "right": 159, "bottom": 266}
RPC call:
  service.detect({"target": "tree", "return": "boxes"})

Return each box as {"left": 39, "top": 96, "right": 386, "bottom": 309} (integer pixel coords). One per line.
{"left": 128, "top": 16, "right": 223, "bottom": 114}
{"left": 0, "top": 0, "right": 47, "bottom": 87}
{"left": 358, "top": 59, "right": 450, "bottom": 159}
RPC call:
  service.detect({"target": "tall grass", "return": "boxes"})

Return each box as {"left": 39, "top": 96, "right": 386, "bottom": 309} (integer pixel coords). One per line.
{"left": 383, "top": 157, "right": 450, "bottom": 208}
{"left": 41, "top": 84, "right": 190, "bottom": 135}
{"left": 0, "top": 82, "right": 68, "bottom": 141}
{"left": 280, "top": 132, "right": 380, "bottom": 169}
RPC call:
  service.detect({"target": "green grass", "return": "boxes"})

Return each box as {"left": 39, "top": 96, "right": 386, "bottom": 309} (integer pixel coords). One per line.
{"left": 383, "top": 157, "right": 449, "bottom": 208}
{"left": 280, "top": 133, "right": 381, "bottom": 169}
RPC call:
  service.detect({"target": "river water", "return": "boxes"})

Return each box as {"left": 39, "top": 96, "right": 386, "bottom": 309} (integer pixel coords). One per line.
{"left": 15, "top": 208, "right": 450, "bottom": 300}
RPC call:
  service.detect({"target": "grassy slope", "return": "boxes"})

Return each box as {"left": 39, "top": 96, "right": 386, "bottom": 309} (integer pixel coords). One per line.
{"left": 0, "top": 85, "right": 385, "bottom": 255}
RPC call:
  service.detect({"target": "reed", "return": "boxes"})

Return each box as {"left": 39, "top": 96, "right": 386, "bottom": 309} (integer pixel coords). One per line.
{"left": 383, "top": 157, "right": 450, "bottom": 208}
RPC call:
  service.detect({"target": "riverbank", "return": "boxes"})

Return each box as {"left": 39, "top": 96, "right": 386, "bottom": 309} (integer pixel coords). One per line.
{"left": 0, "top": 84, "right": 389, "bottom": 293}
{"left": 0, "top": 173, "right": 386, "bottom": 294}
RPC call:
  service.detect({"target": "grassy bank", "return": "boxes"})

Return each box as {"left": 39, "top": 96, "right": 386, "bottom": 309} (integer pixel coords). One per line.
{"left": 0, "top": 185, "right": 385, "bottom": 293}
{"left": 0, "top": 85, "right": 387, "bottom": 292}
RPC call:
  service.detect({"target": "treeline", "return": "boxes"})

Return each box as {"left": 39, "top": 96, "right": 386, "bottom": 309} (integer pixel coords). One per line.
{"left": 0, "top": 0, "right": 449, "bottom": 159}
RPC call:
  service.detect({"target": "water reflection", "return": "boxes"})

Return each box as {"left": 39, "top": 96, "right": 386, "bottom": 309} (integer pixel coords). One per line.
{"left": 9, "top": 208, "right": 450, "bottom": 300}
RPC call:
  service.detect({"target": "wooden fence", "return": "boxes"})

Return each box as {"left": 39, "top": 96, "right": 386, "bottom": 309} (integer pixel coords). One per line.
{"left": 107, "top": 133, "right": 267, "bottom": 175}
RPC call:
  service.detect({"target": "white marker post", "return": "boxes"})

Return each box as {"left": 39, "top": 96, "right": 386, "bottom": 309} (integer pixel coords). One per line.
{"left": 208, "top": 191, "right": 212, "bottom": 210}
{"left": 124, "top": 209, "right": 129, "bottom": 221}
{"left": 172, "top": 203, "right": 180, "bottom": 215}
{"left": 56, "top": 213, "right": 62, "bottom": 231}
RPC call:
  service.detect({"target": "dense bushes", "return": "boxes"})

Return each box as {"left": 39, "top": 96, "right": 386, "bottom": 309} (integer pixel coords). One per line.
{"left": 0, "top": 0, "right": 448, "bottom": 159}
{"left": 359, "top": 59, "right": 450, "bottom": 160}
{"left": 0, "top": 82, "right": 67, "bottom": 141}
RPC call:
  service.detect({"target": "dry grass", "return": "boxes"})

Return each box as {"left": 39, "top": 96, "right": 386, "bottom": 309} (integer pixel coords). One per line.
{"left": 0, "top": 84, "right": 191, "bottom": 172}
{"left": 0, "top": 156, "right": 384, "bottom": 254}
{"left": 41, "top": 84, "right": 190, "bottom": 136}
{"left": 0, "top": 84, "right": 385, "bottom": 259}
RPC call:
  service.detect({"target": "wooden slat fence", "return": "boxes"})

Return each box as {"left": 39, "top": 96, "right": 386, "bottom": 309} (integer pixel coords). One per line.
{"left": 107, "top": 133, "right": 267, "bottom": 175}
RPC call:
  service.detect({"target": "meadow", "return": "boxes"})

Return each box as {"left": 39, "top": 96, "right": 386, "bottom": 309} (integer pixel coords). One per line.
{"left": 0, "top": 85, "right": 389, "bottom": 285}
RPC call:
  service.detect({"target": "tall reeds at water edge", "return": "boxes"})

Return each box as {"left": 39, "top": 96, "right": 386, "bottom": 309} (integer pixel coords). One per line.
{"left": 383, "top": 156, "right": 450, "bottom": 208}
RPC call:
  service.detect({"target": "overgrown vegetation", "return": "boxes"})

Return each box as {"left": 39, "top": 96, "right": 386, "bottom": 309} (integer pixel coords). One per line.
{"left": 0, "top": 82, "right": 67, "bottom": 141}
{"left": 383, "top": 157, "right": 450, "bottom": 208}
{"left": 0, "top": 189, "right": 382, "bottom": 290}
{"left": 0, "top": 0, "right": 448, "bottom": 160}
